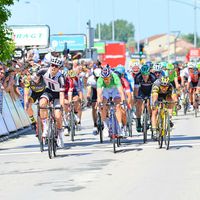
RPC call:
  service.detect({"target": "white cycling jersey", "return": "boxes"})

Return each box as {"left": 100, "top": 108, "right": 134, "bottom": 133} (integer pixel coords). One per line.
{"left": 38, "top": 68, "right": 65, "bottom": 92}
{"left": 87, "top": 75, "right": 97, "bottom": 89}
{"left": 180, "top": 68, "right": 189, "bottom": 78}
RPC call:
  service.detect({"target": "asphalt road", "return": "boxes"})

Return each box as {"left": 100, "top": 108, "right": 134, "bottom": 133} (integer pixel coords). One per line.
{"left": 0, "top": 108, "right": 200, "bottom": 200}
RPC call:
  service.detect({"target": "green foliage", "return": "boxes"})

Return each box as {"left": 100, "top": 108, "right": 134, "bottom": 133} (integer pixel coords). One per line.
{"left": 95, "top": 19, "right": 135, "bottom": 43}
{"left": 0, "top": 0, "right": 16, "bottom": 62}
{"left": 181, "top": 33, "right": 200, "bottom": 47}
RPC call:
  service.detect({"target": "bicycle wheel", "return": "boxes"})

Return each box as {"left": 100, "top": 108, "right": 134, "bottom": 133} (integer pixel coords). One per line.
{"left": 111, "top": 114, "right": 118, "bottom": 153}
{"left": 157, "top": 114, "right": 163, "bottom": 148}
{"left": 97, "top": 112, "right": 103, "bottom": 143}
{"left": 127, "top": 109, "right": 133, "bottom": 137}
{"left": 164, "top": 113, "right": 171, "bottom": 150}
{"left": 142, "top": 107, "right": 148, "bottom": 143}
{"left": 47, "top": 119, "right": 53, "bottom": 159}
{"left": 69, "top": 112, "right": 75, "bottom": 141}
{"left": 37, "top": 116, "right": 44, "bottom": 152}
{"left": 53, "top": 121, "right": 57, "bottom": 157}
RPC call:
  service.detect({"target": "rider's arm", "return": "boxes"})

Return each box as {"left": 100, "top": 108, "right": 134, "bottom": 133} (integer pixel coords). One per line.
{"left": 97, "top": 77, "right": 103, "bottom": 104}
{"left": 58, "top": 75, "right": 65, "bottom": 108}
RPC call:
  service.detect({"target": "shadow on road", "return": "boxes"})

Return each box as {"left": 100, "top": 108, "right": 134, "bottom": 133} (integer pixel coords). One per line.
{"left": 169, "top": 145, "right": 193, "bottom": 150}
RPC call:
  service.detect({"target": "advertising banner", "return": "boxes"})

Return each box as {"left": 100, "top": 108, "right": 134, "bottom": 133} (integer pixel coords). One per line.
{"left": 50, "top": 34, "right": 86, "bottom": 52}
{"left": 10, "top": 25, "right": 50, "bottom": 48}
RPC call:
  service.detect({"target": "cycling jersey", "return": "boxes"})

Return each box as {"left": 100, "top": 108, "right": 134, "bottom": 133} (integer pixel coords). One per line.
{"left": 151, "top": 79, "right": 176, "bottom": 102}
{"left": 168, "top": 70, "right": 177, "bottom": 82}
{"left": 121, "top": 77, "right": 131, "bottom": 93}
{"left": 124, "top": 72, "right": 134, "bottom": 92}
{"left": 37, "top": 68, "right": 65, "bottom": 92}
{"left": 188, "top": 70, "right": 199, "bottom": 83}
{"left": 65, "top": 76, "right": 81, "bottom": 97}
{"left": 97, "top": 72, "right": 122, "bottom": 89}
{"left": 87, "top": 75, "right": 98, "bottom": 102}
{"left": 134, "top": 72, "right": 156, "bottom": 96}
{"left": 24, "top": 78, "right": 46, "bottom": 93}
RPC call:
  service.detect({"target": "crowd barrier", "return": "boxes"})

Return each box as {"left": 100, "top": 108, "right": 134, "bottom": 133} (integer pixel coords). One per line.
{"left": 0, "top": 90, "right": 31, "bottom": 136}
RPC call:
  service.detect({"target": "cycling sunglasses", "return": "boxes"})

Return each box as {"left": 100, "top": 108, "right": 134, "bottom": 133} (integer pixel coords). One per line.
{"left": 51, "top": 64, "right": 59, "bottom": 68}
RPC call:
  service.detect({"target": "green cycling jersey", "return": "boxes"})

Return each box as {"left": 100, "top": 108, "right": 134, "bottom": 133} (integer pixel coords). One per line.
{"left": 97, "top": 72, "right": 122, "bottom": 89}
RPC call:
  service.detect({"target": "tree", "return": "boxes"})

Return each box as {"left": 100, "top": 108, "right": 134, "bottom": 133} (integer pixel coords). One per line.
{"left": 95, "top": 19, "right": 135, "bottom": 43}
{"left": 0, "top": 0, "right": 16, "bottom": 62}
{"left": 181, "top": 33, "right": 200, "bottom": 47}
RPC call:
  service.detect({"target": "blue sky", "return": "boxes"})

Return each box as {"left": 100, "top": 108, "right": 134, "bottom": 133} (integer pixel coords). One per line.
{"left": 8, "top": 0, "right": 200, "bottom": 41}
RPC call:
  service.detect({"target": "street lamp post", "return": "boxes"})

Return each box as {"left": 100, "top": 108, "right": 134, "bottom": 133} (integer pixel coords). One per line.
{"left": 171, "top": 31, "right": 180, "bottom": 61}
{"left": 170, "top": 0, "right": 200, "bottom": 48}
{"left": 24, "top": 1, "right": 40, "bottom": 24}
{"left": 112, "top": 0, "right": 115, "bottom": 41}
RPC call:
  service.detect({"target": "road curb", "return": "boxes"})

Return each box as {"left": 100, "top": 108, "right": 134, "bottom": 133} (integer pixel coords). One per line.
{"left": 0, "top": 126, "right": 32, "bottom": 143}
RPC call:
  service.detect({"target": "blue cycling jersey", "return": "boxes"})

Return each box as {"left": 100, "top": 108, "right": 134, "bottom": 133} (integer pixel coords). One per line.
{"left": 124, "top": 71, "right": 134, "bottom": 92}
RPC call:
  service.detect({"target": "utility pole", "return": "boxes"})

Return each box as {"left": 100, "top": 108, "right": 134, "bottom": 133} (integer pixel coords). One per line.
{"left": 194, "top": 0, "right": 197, "bottom": 47}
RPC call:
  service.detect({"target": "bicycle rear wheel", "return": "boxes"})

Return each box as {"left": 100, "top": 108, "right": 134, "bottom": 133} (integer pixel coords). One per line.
{"left": 142, "top": 107, "right": 148, "bottom": 143}
{"left": 127, "top": 109, "right": 133, "bottom": 137}
{"left": 164, "top": 113, "right": 171, "bottom": 150}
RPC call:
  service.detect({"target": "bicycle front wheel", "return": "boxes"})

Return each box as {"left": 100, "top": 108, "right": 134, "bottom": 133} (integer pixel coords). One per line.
{"left": 157, "top": 114, "right": 163, "bottom": 148}
{"left": 47, "top": 120, "right": 53, "bottom": 159}
{"left": 164, "top": 113, "right": 171, "bottom": 150}
{"left": 97, "top": 112, "right": 103, "bottom": 143}
{"left": 69, "top": 112, "right": 75, "bottom": 141}
{"left": 142, "top": 107, "right": 148, "bottom": 143}
{"left": 37, "top": 116, "right": 44, "bottom": 152}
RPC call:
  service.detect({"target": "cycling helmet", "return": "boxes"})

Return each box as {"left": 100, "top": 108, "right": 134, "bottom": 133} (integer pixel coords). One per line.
{"left": 160, "top": 69, "right": 169, "bottom": 77}
{"left": 50, "top": 56, "right": 63, "bottom": 67}
{"left": 140, "top": 64, "right": 150, "bottom": 75}
{"left": 153, "top": 63, "right": 162, "bottom": 72}
{"left": 160, "top": 61, "right": 167, "bottom": 69}
{"left": 93, "top": 68, "right": 101, "bottom": 78}
{"left": 166, "top": 63, "right": 174, "bottom": 70}
{"left": 173, "top": 61, "right": 179, "bottom": 68}
{"left": 160, "top": 76, "right": 170, "bottom": 86}
{"left": 67, "top": 69, "right": 77, "bottom": 78}
{"left": 145, "top": 61, "right": 153, "bottom": 68}
{"left": 101, "top": 64, "right": 111, "bottom": 78}
{"left": 188, "top": 62, "right": 195, "bottom": 69}
{"left": 115, "top": 65, "right": 125, "bottom": 75}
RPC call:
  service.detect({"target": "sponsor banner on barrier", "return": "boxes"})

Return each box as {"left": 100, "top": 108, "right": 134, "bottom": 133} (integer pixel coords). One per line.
{"left": 0, "top": 113, "right": 8, "bottom": 136}
{"left": 4, "top": 93, "right": 23, "bottom": 130}
{"left": 2, "top": 93, "right": 17, "bottom": 132}
{"left": 13, "top": 99, "right": 30, "bottom": 127}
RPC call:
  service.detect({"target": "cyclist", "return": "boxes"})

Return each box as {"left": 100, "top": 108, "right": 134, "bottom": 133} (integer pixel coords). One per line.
{"left": 130, "top": 62, "right": 140, "bottom": 78}
{"left": 24, "top": 65, "right": 46, "bottom": 133}
{"left": 152, "top": 63, "right": 163, "bottom": 79}
{"left": 86, "top": 68, "right": 101, "bottom": 135}
{"left": 165, "top": 63, "right": 180, "bottom": 115}
{"left": 134, "top": 64, "right": 156, "bottom": 132}
{"left": 97, "top": 64, "right": 126, "bottom": 137}
{"left": 151, "top": 71, "right": 177, "bottom": 139}
{"left": 181, "top": 62, "right": 196, "bottom": 111}
{"left": 37, "top": 56, "right": 65, "bottom": 148}
{"left": 64, "top": 69, "right": 83, "bottom": 131}
{"left": 187, "top": 64, "right": 200, "bottom": 109}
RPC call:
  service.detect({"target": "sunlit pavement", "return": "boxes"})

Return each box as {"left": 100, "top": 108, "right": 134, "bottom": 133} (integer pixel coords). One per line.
{"left": 0, "top": 108, "right": 200, "bottom": 200}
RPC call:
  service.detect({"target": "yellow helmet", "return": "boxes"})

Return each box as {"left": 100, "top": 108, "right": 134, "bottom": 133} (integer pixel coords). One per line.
{"left": 67, "top": 70, "right": 77, "bottom": 78}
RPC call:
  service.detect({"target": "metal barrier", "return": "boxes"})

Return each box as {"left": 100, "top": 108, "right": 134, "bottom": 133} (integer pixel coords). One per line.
{"left": 0, "top": 91, "right": 31, "bottom": 136}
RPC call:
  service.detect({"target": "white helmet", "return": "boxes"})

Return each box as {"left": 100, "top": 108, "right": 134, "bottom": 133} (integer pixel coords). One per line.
{"left": 153, "top": 63, "right": 162, "bottom": 72}
{"left": 93, "top": 68, "right": 101, "bottom": 78}
{"left": 187, "top": 62, "right": 195, "bottom": 69}
{"left": 50, "top": 56, "right": 63, "bottom": 67}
